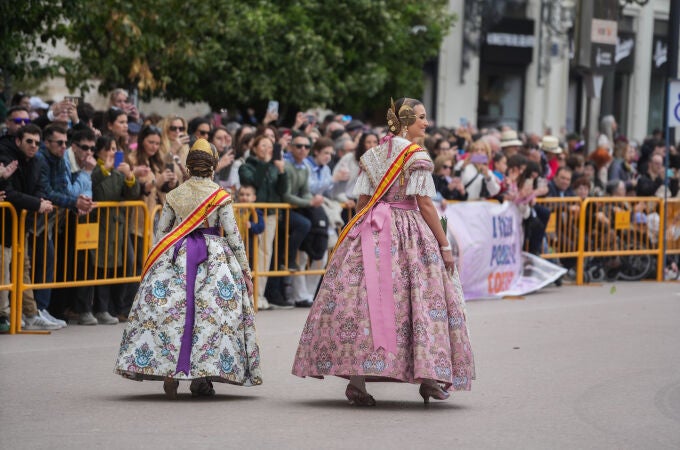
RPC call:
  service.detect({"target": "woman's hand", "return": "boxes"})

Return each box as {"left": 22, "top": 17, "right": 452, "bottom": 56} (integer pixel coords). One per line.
{"left": 162, "top": 169, "right": 177, "bottom": 186}
{"left": 117, "top": 162, "right": 132, "bottom": 179}
{"left": 441, "top": 248, "right": 455, "bottom": 273}
{"left": 133, "top": 165, "right": 150, "bottom": 178}
{"left": 243, "top": 271, "right": 253, "bottom": 297}
{"left": 273, "top": 159, "right": 285, "bottom": 173}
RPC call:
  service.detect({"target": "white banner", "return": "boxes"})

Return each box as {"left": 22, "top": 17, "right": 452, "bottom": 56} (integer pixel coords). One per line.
{"left": 443, "top": 202, "right": 566, "bottom": 300}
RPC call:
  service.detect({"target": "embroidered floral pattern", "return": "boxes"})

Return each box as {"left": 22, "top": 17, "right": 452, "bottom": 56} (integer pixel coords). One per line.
{"left": 293, "top": 139, "right": 474, "bottom": 391}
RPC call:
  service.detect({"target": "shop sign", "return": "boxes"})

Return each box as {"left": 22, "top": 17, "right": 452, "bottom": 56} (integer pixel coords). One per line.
{"left": 615, "top": 32, "right": 635, "bottom": 73}
{"left": 482, "top": 18, "right": 535, "bottom": 66}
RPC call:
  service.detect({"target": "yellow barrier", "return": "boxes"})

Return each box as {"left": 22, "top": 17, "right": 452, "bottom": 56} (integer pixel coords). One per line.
{"left": 0, "top": 202, "right": 19, "bottom": 334}
{"left": 2, "top": 196, "right": 675, "bottom": 330}
{"left": 535, "top": 197, "right": 583, "bottom": 260}
{"left": 575, "top": 197, "right": 663, "bottom": 284}
{"left": 14, "top": 201, "right": 150, "bottom": 333}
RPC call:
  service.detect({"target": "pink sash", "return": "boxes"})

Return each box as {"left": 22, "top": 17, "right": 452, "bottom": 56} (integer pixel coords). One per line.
{"left": 348, "top": 199, "right": 417, "bottom": 354}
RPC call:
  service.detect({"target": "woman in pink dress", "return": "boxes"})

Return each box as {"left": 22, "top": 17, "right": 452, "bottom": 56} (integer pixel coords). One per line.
{"left": 292, "top": 98, "right": 475, "bottom": 406}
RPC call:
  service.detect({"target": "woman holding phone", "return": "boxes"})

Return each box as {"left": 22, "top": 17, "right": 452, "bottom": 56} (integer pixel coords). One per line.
{"left": 160, "top": 115, "right": 190, "bottom": 178}
{"left": 91, "top": 135, "right": 140, "bottom": 324}
{"left": 105, "top": 108, "right": 130, "bottom": 156}
{"left": 455, "top": 139, "right": 500, "bottom": 200}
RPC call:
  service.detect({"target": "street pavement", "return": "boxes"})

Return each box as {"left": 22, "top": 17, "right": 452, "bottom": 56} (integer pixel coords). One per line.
{"left": 1, "top": 282, "right": 679, "bottom": 449}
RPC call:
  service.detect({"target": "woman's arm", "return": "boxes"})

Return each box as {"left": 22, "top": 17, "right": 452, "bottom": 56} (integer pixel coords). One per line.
{"left": 417, "top": 194, "right": 455, "bottom": 273}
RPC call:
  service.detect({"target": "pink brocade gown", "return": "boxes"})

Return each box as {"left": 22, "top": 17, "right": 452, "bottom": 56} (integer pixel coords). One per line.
{"left": 291, "top": 163, "right": 475, "bottom": 391}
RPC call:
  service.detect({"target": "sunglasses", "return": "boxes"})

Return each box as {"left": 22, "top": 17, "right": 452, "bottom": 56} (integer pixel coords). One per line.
{"left": 169, "top": 126, "right": 185, "bottom": 132}
{"left": 47, "top": 139, "right": 67, "bottom": 147}
{"left": 11, "top": 118, "right": 31, "bottom": 125}
{"left": 74, "top": 142, "right": 95, "bottom": 152}
{"left": 293, "top": 143, "right": 311, "bottom": 149}
{"left": 442, "top": 165, "right": 453, "bottom": 169}
{"left": 197, "top": 129, "right": 210, "bottom": 136}
{"left": 24, "top": 138, "right": 40, "bottom": 146}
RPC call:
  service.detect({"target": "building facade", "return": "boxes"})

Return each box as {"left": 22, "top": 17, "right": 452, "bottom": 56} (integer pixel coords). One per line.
{"left": 429, "top": 0, "right": 679, "bottom": 147}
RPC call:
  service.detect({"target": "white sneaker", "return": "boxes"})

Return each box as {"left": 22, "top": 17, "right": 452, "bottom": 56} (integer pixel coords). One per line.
{"left": 257, "top": 298, "right": 271, "bottom": 311}
{"left": 23, "top": 314, "right": 61, "bottom": 330}
{"left": 39, "top": 309, "right": 67, "bottom": 328}
{"left": 95, "top": 311, "right": 119, "bottom": 325}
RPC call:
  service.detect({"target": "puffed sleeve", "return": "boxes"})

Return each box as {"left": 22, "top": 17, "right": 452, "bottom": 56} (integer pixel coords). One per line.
{"left": 352, "top": 170, "right": 373, "bottom": 197}
{"left": 218, "top": 202, "right": 251, "bottom": 276}
{"left": 154, "top": 203, "right": 176, "bottom": 244}
{"left": 405, "top": 159, "right": 437, "bottom": 198}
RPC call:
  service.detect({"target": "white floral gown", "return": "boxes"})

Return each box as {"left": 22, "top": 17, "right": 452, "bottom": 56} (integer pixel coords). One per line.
{"left": 114, "top": 177, "right": 262, "bottom": 386}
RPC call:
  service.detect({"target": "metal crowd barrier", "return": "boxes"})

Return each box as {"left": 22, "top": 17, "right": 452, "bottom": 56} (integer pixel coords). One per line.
{"left": 0, "top": 202, "right": 19, "bottom": 334}
{"left": 2, "top": 196, "right": 676, "bottom": 331}
{"left": 12, "top": 201, "right": 150, "bottom": 334}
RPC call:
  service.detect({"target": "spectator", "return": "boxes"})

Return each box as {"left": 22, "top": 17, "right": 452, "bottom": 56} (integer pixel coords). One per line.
{"left": 238, "top": 135, "right": 287, "bottom": 310}
{"left": 38, "top": 124, "right": 96, "bottom": 326}
{"left": 492, "top": 152, "right": 507, "bottom": 182}
{"left": 597, "top": 114, "right": 617, "bottom": 155}
{"left": 0, "top": 160, "right": 19, "bottom": 331}
{"left": 547, "top": 166, "right": 575, "bottom": 198}
{"left": 57, "top": 127, "right": 98, "bottom": 324}
{"left": 234, "top": 184, "right": 265, "bottom": 261}
{"left": 128, "top": 125, "right": 180, "bottom": 279}
{"left": 636, "top": 154, "right": 679, "bottom": 197}
{"left": 160, "top": 115, "right": 190, "bottom": 169}
{"left": 108, "top": 88, "right": 140, "bottom": 123}
{"left": 187, "top": 116, "right": 212, "bottom": 147}
{"left": 0, "top": 124, "right": 61, "bottom": 329}
{"left": 456, "top": 139, "right": 500, "bottom": 200}
{"left": 105, "top": 107, "right": 129, "bottom": 155}
{"left": 291, "top": 137, "right": 341, "bottom": 307}
{"left": 583, "top": 160, "right": 606, "bottom": 197}
{"left": 566, "top": 153, "right": 585, "bottom": 179}
{"left": 433, "top": 154, "right": 466, "bottom": 201}
{"left": 540, "top": 135, "right": 562, "bottom": 180}
{"left": 331, "top": 131, "right": 377, "bottom": 209}
{"left": 91, "top": 135, "right": 140, "bottom": 324}
{"left": 3, "top": 106, "right": 31, "bottom": 137}
{"left": 210, "top": 126, "right": 235, "bottom": 191}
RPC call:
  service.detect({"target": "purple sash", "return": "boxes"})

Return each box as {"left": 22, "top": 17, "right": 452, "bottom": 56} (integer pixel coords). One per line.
{"left": 172, "top": 226, "right": 220, "bottom": 376}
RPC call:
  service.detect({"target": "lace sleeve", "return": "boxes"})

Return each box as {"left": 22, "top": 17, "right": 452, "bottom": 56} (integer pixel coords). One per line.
{"left": 154, "top": 203, "right": 176, "bottom": 245}
{"left": 218, "top": 203, "right": 251, "bottom": 276}
{"left": 352, "top": 170, "right": 374, "bottom": 197}
{"left": 405, "top": 159, "right": 437, "bottom": 198}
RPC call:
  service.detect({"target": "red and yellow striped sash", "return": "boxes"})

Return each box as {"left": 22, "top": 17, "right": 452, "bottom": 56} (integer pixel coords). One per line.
{"left": 142, "top": 188, "right": 231, "bottom": 277}
{"left": 333, "top": 142, "right": 422, "bottom": 253}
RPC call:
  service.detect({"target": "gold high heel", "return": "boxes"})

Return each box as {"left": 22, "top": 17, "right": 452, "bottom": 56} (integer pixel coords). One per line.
{"left": 345, "top": 383, "right": 376, "bottom": 406}
{"left": 419, "top": 383, "right": 450, "bottom": 404}
{"left": 163, "top": 376, "right": 179, "bottom": 400}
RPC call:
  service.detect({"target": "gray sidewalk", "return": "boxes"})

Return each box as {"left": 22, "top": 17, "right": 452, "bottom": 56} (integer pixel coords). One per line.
{"left": 1, "top": 282, "right": 679, "bottom": 449}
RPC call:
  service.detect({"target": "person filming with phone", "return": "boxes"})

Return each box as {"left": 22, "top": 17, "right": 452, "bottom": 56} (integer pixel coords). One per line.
{"left": 455, "top": 139, "right": 500, "bottom": 200}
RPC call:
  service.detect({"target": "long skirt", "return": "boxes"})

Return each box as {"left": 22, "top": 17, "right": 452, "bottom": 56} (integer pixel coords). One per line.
{"left": 292, "top": 208, "right": 475, "bottom": 391}
{"left": 114, "top": 235, "right": 262, "bottom": 386}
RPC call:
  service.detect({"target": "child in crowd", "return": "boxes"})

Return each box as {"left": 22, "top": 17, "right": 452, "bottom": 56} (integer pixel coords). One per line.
{"left": 234, "top": 184, "right": 264, "bottom": 278}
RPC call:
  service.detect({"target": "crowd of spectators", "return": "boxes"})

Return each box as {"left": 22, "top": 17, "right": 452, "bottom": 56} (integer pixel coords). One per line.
{"left": 1, "top": 90, "right": 678, "bottom": 329}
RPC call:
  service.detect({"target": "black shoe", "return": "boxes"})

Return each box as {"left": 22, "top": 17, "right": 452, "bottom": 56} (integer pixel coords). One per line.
{"left": 554, "top": 276, "right": 562, "bottom": 287}
{"left": 295, "top": 299, "right": 313, "bottom": 308}
{"left": 267, "top": 298, "right": 295, "bottom": 309}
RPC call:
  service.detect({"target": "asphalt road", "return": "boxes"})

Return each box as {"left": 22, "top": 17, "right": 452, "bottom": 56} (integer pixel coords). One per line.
{"left": 1, "top": 282, "right": 679, "bottom": 449}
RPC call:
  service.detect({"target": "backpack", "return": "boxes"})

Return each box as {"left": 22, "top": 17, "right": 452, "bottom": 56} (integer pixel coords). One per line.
{"left": 300, "top": 206, "right": 329, "bottom": 261}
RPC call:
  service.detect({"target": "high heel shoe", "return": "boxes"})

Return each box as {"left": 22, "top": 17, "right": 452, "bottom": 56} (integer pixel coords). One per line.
{"left": 163, "top": 377, "right": 179, "bottom": 400}
{"left": 345, "top": 383, "right": 376, "bottom": 406}
{"left": 190, "top": 378, "right": 215, "bottom": 397}
{"left": 419, "top": 383, "right": 450, "bottom": 404}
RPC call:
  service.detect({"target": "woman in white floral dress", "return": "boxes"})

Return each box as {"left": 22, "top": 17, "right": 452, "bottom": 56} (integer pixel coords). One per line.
{"left": 114, "top": 139, "right": 261, "bottom": 399}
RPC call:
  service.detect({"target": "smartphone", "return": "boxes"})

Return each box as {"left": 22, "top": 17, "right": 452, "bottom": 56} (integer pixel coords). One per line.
{"left": 469, "top": 153, "right": 488, "bottom": 164}
{"left": 306, "top": 114, "right": 316, "bottom": 124}
{"left": 64, "top": 96, "right": 81, "bottom": 106}
{"left": 165, "top": 162, "right": 175, "bottom": 172}
{"left": 342, "top": 115, "right": 352, "bottom": 122}
{"left": 460, "top": 117, "right": 468, "bottom": 128}
{"left": 114, "top": 151, "right": 125, "bottom": 168}
{"left": 267, "top": 100, "right": 279, "bottom": 115}
{"left": 272, "top": 143, "right": 282, "bottom": 161}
